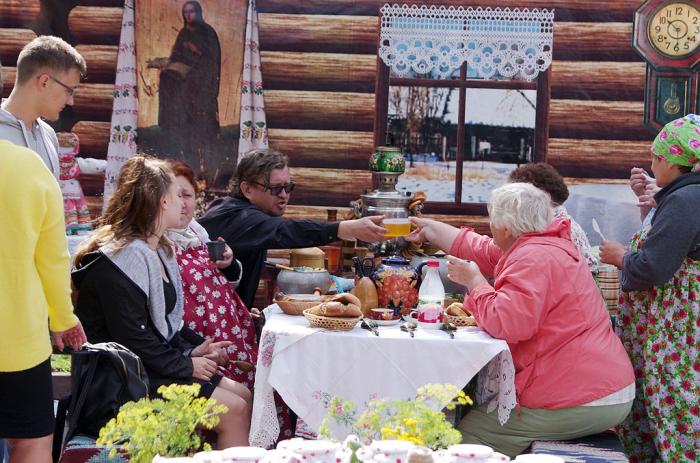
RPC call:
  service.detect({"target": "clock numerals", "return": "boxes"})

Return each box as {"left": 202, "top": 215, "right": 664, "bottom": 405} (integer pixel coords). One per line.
{"left": 647, "top": 3, "right": 700, "bottom": 57}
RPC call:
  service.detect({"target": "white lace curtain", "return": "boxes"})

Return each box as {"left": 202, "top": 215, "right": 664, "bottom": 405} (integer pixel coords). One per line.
{"left": 378, "top": 4, "right": 554, "bottom": 81}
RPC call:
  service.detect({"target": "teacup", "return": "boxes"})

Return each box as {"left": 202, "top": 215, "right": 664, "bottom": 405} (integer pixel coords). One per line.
{"left": 291, "top": 440, "right": 341, "bottom": 463}
{"left": 447, "top": 444, "right": 493, "bottom": 462}
{"left": 206, "top": 240, "right": 226, "bottom": 262}
{"left": 193, "top": 450, "right": 224, "bottom": 462}
{"left": 370, "top": 308, "right": 400, "bottom": 321}
{"left": 368, "top": 440, "right": 415, "bottom": 462}
{"left": 406, "top": 310, "right": 443, "bottom": 328}
{"left": 514, "top": 455, "right": 564, "bottom": 463}
{"left": 220, "top": 446, "right": 267, "bottom": 463}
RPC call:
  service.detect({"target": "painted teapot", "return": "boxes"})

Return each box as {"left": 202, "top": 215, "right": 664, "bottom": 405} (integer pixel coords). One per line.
{"left": 362, "top": 256, "right": 419, "bottom": 315}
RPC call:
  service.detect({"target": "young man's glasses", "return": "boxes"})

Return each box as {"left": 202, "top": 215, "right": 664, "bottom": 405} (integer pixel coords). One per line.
{"left": 252, "top": 181, "right": 295, "bottom": 196}
{"left": 43, "top": 74, "right": 77, "bottom": 97}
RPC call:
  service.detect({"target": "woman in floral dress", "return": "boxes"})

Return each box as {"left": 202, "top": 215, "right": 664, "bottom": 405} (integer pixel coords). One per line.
{"left": 167, "top": 161, "right": 294, "bottom": 440}
{"left": 601, "top": 114, "right": 700, "bottom": 462}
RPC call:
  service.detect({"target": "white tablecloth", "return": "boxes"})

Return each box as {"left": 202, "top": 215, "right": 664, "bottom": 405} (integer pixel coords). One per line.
{"left": 249, "top": 306, "right": 516, "bottom": 448}
{"left": 564, "top": 184, "right": 642, "bottom": 246}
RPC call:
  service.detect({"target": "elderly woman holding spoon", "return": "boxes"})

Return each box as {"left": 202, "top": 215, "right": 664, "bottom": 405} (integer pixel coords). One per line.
{"left": 600, "top": 114, "right": 700, "bottom": 462}
{"left": 408, "top": 182, "right": 634, "bottom": 458}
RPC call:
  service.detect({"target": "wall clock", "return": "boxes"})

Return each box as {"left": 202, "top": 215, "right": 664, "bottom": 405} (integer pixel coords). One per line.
{"left": 633, "top": 0, "right": 700, "bottom": 131}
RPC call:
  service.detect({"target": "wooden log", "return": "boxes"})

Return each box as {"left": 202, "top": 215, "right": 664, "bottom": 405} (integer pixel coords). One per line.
{"left": 68, "top": 8, "right": 641, "bottom": 62}
{"left": 72, "top": 83, "right": 114, "bottom": 121}
{"left": 265, "top": 90, "right": 374, "bottom": 131}
{"left": 79, "top": 172, "right": 106, "bottom": 196}
{"left": 68, "top": 6, "right": 123, "bottom": 45}
{"left": 1, "top": 67, "right": 16, "bottom": 98}
{"left": 76, "top": 45, "right": 118, "bottom": 84}
{"left": 72, "top": 121, "right": 111, "bottom": 157}
{"left": 549, "top": 100, "right": 653, "bottom": 141}
{"left": 551, "top": 61, "right": 645, "bottom": 101}
{"left": 0, "top": 1, "right": 41, "bottom": 28}
{"left": 0, "top": 29, "right": 37, "bottom": 66}
{"left": 553, "top": 22, "right": 639, "bottom": 62}
{"left": 549, "top": 138, "right": 652, "bottom": 178}
{"left": 262, "top": 51, "right": 376, "bottom": 92}
{"left": 257, "top": 0, "right": 639, "bottom": 22}
{"left": 77, "top": 0, "right": 125, "bottom": 6}
{"left": 288, "top": 167, "right": 372, "bottom": 207}
{"left": 269, "top": 128, "right": 373, "bottom": 169}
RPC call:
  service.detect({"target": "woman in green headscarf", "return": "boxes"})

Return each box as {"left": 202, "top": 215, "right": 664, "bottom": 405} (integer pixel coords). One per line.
{"left": 600, "top": 114, "right": 700, "bottom": 462}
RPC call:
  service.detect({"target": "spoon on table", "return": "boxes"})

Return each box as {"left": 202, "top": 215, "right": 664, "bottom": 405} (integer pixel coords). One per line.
{"left": 591, "top": 218, "right": 606, "bottom": 241}
{"left": 401, "top": 321, "right": 417, "bottom": 338}
{"left": 361, "top": 318, "right": 379, "bottom": 336}
{"left": 441, "top": 322, "right": 457, "bottom": 339}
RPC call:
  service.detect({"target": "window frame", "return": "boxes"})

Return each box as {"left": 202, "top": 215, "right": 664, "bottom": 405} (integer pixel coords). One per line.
{"left": 373, "top": 43, "right": 552, "bottom": 216}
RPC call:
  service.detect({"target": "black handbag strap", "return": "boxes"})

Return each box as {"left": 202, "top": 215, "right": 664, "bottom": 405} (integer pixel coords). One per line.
{"left": 63, "top": 352, "right": 99, "bottom": 444}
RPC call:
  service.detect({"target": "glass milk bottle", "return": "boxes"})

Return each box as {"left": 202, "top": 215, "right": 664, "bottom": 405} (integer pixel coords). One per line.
{"left": 417, "top": 261, "right": 444, "bottom": 324}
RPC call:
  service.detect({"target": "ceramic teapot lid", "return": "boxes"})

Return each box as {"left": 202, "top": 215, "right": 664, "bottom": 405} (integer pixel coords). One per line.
{"left": 381, "top": 255, "right": 410, "bottom": 265}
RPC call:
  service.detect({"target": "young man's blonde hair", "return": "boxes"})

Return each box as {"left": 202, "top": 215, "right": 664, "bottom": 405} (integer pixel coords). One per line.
{"left": 16, "top": 36, "right": 86, "bottom": 85}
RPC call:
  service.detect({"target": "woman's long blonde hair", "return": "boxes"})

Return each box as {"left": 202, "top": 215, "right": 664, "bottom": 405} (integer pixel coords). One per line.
{"left": 73, "top": 156, "right": 174, "bottom": 266}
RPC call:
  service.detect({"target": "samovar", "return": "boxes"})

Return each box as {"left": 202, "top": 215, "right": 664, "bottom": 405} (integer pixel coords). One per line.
{"left": 350, "top": 145, "right": 426, "bottom": 256}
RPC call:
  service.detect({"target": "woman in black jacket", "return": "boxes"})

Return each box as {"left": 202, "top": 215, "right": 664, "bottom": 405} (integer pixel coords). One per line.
{"left": 72, "top": 156, "right": 251, "bottom": 448}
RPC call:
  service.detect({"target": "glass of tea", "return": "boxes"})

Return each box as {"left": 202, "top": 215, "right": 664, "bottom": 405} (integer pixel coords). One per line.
{"left": 383, "top": 217, "right": 411, "bottom": 237}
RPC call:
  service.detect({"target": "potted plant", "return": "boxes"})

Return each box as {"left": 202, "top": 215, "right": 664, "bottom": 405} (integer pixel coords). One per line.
{"left": 97, "top": 383, "right": 227, "bottom": 463}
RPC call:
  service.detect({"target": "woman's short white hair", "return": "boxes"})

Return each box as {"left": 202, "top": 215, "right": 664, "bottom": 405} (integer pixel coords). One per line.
{"left": 487, "top": 182, "right": 553, "bottom": 237}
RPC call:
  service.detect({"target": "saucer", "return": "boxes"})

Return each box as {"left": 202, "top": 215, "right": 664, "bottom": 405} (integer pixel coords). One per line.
{"left": 373, "top": 318, "right": 401, "bottom": 326}
{"left": 416, "top": 320, "right": 443, "bottom": 330}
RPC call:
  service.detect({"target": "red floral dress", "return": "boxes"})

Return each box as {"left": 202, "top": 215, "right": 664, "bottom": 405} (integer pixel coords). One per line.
{"left": 175, "top": 230, "right": 257, "bottom": 388}
{"left": 175, "top": 226, "right": 294, "bottom": 441}
{"left": 616, "top": 224, "right": 700, "bottom": 462}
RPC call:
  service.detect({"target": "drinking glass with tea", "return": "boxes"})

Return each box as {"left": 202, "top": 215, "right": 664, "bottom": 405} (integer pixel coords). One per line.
{"left": 382, "top": 209, "right": 411, "bottom": 238}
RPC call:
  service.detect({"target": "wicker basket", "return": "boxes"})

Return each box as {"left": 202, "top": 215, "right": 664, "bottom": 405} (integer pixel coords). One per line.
{"left": 303, "top": 309, "right": 361, "bottom": 331}
{"left": 275, "top": 297, "right": 325, "bottom": 316}
{"left": 443, "top": 312, "right": 477, "bottom": 327}
{"left": 596, "top": 268, "right": 620, "bottom": 315}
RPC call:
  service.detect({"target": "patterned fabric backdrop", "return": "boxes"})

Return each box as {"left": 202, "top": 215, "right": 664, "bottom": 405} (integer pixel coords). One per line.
{"left": 237, "top": 0, "right": 268, "bottom": 163}
{"left": 103, "top": 0, "right": 138, "bottom": 207}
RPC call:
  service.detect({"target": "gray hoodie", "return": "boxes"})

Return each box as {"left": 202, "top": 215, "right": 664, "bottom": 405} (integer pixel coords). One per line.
{"left": 0, "top": 105, "right": 60, "bottom": 179}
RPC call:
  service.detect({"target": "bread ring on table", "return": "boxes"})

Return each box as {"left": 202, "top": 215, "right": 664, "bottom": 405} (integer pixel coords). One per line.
{"left": 309, "top": 299, "right": 362, "bottom": 318}
{"left": 446, "top": 302, "right": 470, "bottom": 317}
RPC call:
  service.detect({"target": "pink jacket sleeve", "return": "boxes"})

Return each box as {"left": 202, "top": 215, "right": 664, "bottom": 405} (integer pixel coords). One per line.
{"left": 467, "top": 255, "right": 549, "bottom": 343}
{"left": 449, "top": 227, "right": 503, "bottom": 279}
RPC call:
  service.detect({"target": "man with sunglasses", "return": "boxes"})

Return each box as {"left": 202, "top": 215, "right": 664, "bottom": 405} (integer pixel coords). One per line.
{"left": 0, "top": 36, "right": 86, "bottom": 179}
{"left": 200, "top": 148, "right": 387, "bottom": 308}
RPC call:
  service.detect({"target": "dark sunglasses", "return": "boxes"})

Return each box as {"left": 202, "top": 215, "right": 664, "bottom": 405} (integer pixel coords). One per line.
{"left": 253, "top": 181, "right": 295, "bottom": 196}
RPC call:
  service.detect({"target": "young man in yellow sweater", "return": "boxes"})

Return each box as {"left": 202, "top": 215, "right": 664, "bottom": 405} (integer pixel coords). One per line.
{"left": 0, "top": 140, "right": 86, "bottom": 463}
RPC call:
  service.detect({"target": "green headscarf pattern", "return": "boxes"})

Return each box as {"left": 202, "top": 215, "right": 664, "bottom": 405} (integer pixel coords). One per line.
{"left": 651, "top": 114, "right": 700, "bottom": 171}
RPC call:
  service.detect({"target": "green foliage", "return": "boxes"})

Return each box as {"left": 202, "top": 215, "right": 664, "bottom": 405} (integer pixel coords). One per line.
{"left": 50, "top": 354, "right": 71, "bottom": 372}
{"left": 320, "top": 383, "right": 472, "bottom": 450}
{"left": 97, "top": 384, "right": 227, "bottom": 463}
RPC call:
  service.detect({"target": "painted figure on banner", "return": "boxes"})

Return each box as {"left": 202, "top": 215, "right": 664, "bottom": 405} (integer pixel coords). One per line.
{"left": 136, "top": 0, "right": 247, "bottom": 191}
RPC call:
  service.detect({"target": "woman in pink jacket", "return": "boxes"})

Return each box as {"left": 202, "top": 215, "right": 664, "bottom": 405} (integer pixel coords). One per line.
{"left": 409, "top": 182, "right": 634, "bottom": 457}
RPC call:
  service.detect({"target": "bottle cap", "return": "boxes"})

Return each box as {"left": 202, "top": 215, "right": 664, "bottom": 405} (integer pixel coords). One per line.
{"left": 427, "top": 261, "right": 439, "bottom": 267}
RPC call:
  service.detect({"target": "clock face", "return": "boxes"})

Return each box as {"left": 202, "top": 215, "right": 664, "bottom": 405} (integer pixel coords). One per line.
{"left": 647, "top": 2, "right": 700, "bottom": 57}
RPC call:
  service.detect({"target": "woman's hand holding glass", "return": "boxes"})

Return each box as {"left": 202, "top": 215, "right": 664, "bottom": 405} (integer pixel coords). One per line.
{"left": 446, "top": 255, "right": 486, "bottom": 291}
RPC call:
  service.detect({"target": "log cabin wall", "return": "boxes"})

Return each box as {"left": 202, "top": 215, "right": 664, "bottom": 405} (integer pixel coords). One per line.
{"left": 1, "top": 0, "right": 652, "bottom": 235}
